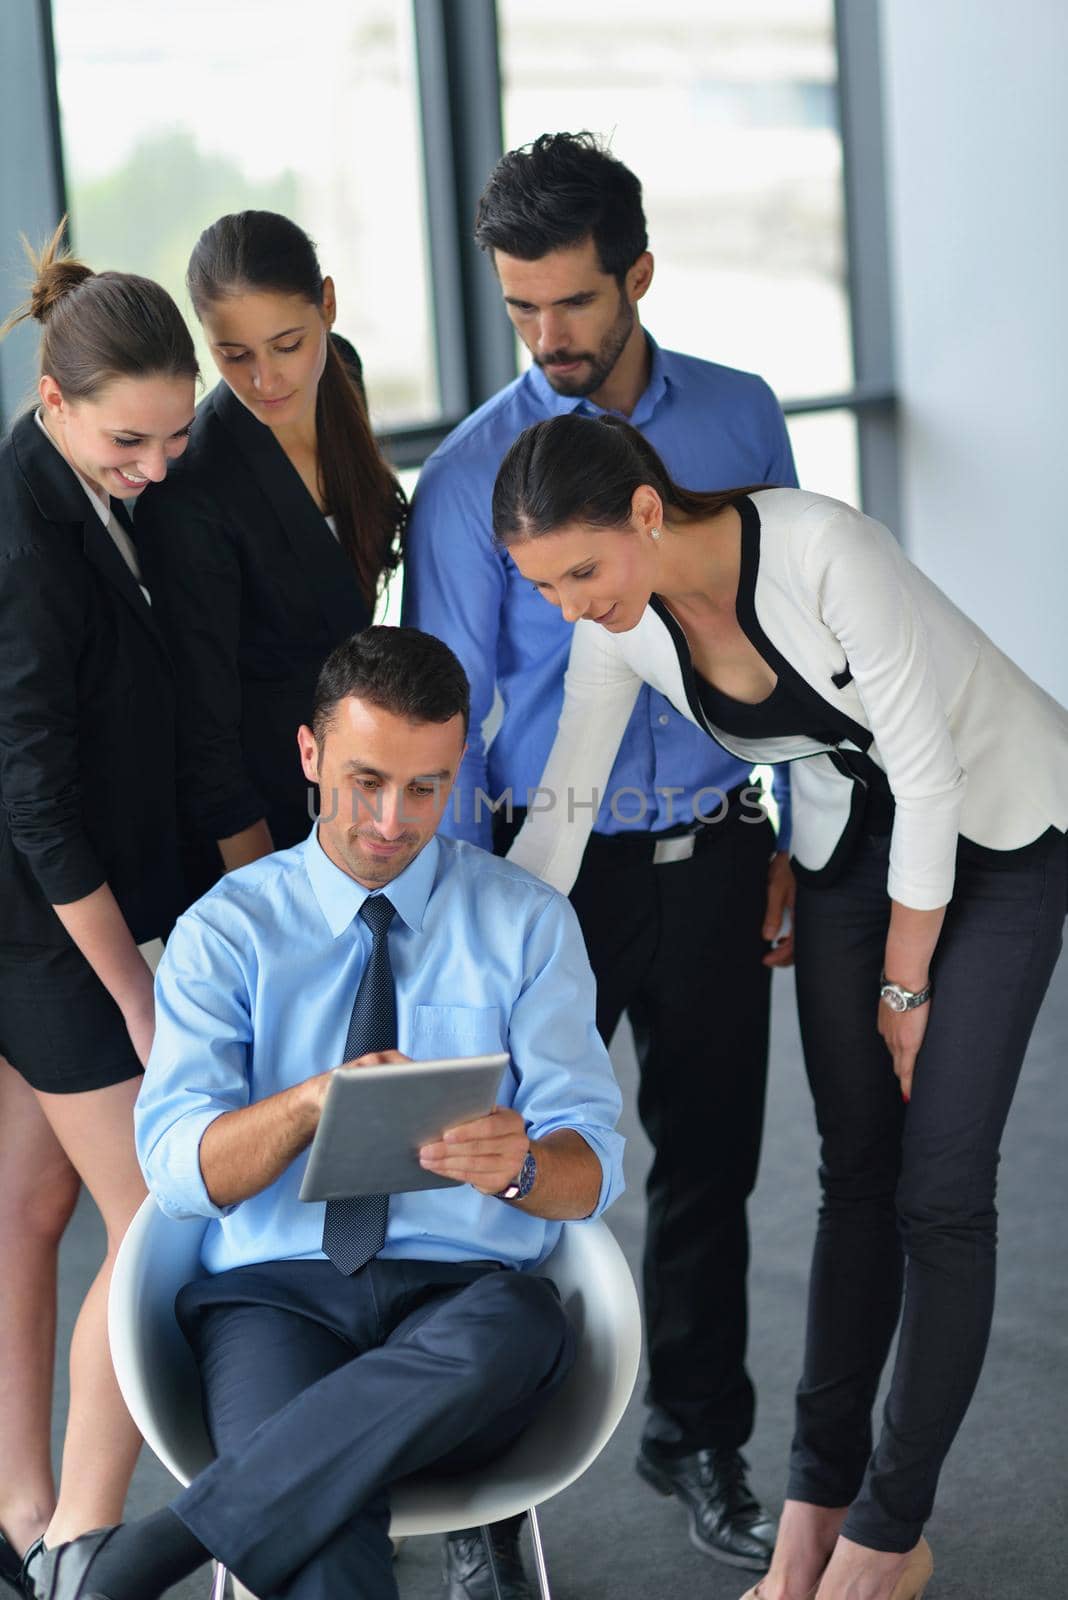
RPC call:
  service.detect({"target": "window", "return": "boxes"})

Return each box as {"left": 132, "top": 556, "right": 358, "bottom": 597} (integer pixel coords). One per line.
{"left": 498, "top": 0, "right": 858, "bottom": 494}
{"left": 50, "top": 0, "right": 438, "bottom": 428}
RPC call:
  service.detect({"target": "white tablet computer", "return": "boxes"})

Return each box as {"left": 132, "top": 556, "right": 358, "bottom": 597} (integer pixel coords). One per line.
{"left": 298, "top": 1053, "right": 510, "bottom": 1203}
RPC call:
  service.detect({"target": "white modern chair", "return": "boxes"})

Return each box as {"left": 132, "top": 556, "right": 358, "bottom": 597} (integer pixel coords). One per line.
{"left": 109, "top": 1197, "right": 642, "bottom": 1600}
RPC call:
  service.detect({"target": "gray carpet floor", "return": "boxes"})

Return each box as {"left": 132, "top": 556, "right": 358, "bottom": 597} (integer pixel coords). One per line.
{"left": 54, "top": 950, "right": 1068, "bottom": 1598}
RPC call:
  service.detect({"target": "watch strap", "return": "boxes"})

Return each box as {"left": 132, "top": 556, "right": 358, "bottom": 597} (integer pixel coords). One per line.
{"left": 496, "top": 1149, "right": 536, "bottom": 1201}
{"left": 879, "top": 973, "right": 933, "bottom": 1011}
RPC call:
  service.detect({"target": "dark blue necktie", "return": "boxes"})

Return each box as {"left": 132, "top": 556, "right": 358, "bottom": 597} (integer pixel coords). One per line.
{"left": 322, "top": 894, "right": 397, "bottom": 1274}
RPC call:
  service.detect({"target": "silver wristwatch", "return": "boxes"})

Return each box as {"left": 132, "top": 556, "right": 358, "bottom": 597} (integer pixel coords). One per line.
{"left": 879, "top": 973, "right": 933, "bottom": 1012}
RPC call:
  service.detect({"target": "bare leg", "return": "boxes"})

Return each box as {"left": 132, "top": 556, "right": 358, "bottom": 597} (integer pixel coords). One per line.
{"left": 755, "top": 1500, "right": 849, "bottom": 1600}
{"left": 35, "top": 1076, "right": 147, "bottom": 1546}
{"left": 0, "top": 1058, "right": 81, "bottom": 1557}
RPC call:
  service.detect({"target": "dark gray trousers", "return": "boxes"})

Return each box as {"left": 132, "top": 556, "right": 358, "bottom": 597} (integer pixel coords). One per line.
{"left": 172, "top": 1258, "right": 575, "bottom": 1598}
{"left": 788, "top": 830, "right": 1066, "bottom": 1550}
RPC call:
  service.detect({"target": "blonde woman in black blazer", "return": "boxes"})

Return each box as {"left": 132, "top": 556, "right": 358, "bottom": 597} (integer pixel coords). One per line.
{"left": 0, "top": 229, "right": 196, "bottom": 1586}
{"left": 136, "top": 211, "right": 406, "bottom": 894}
{"left": 494, "top": 414, "right": 1068, "bottom": 1600}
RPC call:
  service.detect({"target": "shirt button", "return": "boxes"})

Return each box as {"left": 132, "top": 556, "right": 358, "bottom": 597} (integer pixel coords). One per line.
{"left": 658, "top": 713, "right": 670, "bottom": 726}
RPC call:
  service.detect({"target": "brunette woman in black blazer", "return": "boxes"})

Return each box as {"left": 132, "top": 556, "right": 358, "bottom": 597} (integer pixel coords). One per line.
{"left": 136, "top": 211, "right": 406, "bottom": 889}
{"left": 0, "top": 226, "right": 196, "bottom": 1585}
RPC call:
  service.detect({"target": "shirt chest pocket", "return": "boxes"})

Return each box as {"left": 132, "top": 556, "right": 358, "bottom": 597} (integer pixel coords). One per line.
{"left": 405, "top": 1004, "right": 506, "bottom": 1060}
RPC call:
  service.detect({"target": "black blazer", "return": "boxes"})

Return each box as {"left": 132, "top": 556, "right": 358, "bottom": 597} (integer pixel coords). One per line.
{"left": 0, "top": 412, "right": 181, "bottom": 948}
{"left": 136, "top": 379, "right": 373, "bottom": 855}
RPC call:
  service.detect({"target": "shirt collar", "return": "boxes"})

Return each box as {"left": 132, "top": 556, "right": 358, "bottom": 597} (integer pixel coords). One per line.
{"left": 524, "top": 330, "right": 670, "bottom": 426}
{"left": 34, "top": 408, "right": 112, "bottom": 528}
{"left": 303, "top": 825, "right": 439, "bottom": 939}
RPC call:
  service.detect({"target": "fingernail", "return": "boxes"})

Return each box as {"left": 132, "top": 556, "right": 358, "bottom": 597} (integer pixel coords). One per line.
{"left": 902, "top": 1090, "right": 910, "bottom": 1104}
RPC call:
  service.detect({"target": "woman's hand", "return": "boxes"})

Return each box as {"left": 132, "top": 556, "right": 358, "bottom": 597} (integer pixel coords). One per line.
{"left": 763, "top": 851, "right": 796, "bottom": 968}
{"left": 122, "top": 995, "right": 157, "bottom": 1069}
{"left": 878, "top": 999, "right": 930, "bottom": 1102}
{"left": 880, "top": 899, "right": 945, "bottom": 1101}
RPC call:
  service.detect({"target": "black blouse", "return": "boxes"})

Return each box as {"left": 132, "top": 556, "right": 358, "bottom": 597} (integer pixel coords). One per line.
{"left": 694, "top": 670, "right": 896, "bottom": 835}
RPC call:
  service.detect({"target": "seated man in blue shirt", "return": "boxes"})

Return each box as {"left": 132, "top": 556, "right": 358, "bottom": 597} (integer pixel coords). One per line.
{"left": 403, "top": 130, "right": 793, "bottom": 1583}
{"left": 29, "top": 626, "right": 624, "bottom": 1600}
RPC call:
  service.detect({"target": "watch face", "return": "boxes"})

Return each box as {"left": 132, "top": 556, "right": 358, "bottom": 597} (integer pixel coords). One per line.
{"left": 882, "top": 988, "right": 907, "bottom": 1013}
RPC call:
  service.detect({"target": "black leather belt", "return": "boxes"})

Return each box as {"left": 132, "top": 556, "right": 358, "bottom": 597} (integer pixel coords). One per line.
{"left": 583, "top": 781, "right": 756, "bottom": 864}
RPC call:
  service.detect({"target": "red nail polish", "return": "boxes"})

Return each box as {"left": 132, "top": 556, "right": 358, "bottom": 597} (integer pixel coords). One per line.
{"left": 902, "top": 1089, "right": 910, "bottom": 1104}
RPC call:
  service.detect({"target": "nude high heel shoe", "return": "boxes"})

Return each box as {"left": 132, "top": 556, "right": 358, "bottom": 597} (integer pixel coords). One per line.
{"left": 889, "top": 1537, "right": 934, "bottom": 1599}
{"left": 741, "top": 1537, "right": 932, "bottom": 1600}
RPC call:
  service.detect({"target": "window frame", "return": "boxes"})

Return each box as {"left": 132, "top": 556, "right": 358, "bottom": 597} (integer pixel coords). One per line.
{"left": 7, "top": 0, "right": 898, "bottom": 526}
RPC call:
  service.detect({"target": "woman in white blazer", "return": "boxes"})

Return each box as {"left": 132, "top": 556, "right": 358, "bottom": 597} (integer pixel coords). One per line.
{"left": 495, "top": 414, "right": 1068, "bottom": 1600}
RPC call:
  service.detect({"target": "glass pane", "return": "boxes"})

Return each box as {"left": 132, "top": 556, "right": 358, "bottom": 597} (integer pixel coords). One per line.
{"left": 50, "top": 0, "right": 438, "bottom": 427}
{"left": 786, "top": 408, "right": 859, "bottom": 506}
{"left": 499, "top": 0, "right": 852, "bottom": 405}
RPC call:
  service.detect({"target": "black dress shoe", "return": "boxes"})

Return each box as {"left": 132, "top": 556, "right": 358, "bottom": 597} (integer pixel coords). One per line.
{"left": 636, "top": 1444, "right": 777, "bottom": 1571}
{"left": 22, "top": 1527, "right": 118, "bottom": 1600}
{"left": 442, "top": 1515, "right": 534, "bottom": 1600}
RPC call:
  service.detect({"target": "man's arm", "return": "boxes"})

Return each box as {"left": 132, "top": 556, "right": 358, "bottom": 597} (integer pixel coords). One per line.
{"left": 757, "top": 376, "right": 799, "bottom": 488}
{"left": 401, "top": 453, "right": 506, "bottom": 848}
{"left": 422, "top": 889, "right": 625, "bottom": 1220}
{"left": 196, "top": 1050, "right": 402, "bottom": 1207}
{"left": 197, "top": 1072, "right": 326, "bottom": 1208}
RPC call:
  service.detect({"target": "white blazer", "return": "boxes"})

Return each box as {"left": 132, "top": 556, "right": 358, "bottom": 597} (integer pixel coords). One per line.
{"left": 508, "top": 489, "right": 1068, "bottom": 911}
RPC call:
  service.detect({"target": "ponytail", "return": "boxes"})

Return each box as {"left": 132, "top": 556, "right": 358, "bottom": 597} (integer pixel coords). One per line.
{"left": 316, "top": 337, "right": 406, "bottom": 609}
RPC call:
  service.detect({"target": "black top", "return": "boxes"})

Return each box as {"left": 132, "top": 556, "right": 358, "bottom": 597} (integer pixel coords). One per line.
{"left": 136, "top": 371, "right": 379, "bottom": 861}
{"left": 0, "top": 412, "right": 181, "bottom": 947}
{"left": 694, "top": 668, "right": 896, "bottom": 835}
{"left": 695, "top": 671, "right": 832, "bottom": 742}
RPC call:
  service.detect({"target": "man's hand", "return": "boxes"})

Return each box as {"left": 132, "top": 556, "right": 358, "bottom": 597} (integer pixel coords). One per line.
{"left": 762, "top": 850, "right": 796, "bottom": 968}
{"left": 877, "top": 999, "right": 930, "bottom": 1103}
{"left": 343, "top": 1049, "right": 411, "bottom": 1071}
{"left": 311, "top": 1050, "right": 411, "bottom": 1113}
{"left": 418, "top": 1105, "right": 529, "bottom": 1197}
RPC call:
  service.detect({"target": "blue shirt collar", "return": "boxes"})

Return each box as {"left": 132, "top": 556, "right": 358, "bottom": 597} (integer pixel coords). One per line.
{"left": 303, "top": 825, "right": 439, "bottom": 938}
{"left": 524, "top": 330, "right": 670, "bottom": 427}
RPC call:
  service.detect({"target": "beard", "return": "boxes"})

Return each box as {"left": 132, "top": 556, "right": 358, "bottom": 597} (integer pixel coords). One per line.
{"left": 535, "top": 291, "right": 636, "bottom": 397}
{"left": 337, "top": 824, "right": 422, "bottom": 887}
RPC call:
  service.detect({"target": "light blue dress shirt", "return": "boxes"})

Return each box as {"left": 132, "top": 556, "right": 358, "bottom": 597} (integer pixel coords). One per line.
{"left": 135, "top": 829, "right": 625, "bottom": 1275}
{"left": 402, "top": 333, "right": 797, "bottom": 850}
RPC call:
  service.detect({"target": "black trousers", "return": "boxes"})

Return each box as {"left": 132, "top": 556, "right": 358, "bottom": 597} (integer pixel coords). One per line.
{"left": 498, "top": 807, "right": 775, "bottom": 1453}
{"left": 789, "top": 831, "right": 1067, "bottom": 1550}
{"left": 172, "top": 1258, "right": 575, "bottom": 1599}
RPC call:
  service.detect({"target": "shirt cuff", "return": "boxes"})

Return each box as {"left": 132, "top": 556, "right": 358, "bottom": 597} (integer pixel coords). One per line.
{"left": 144, "top": 1109, "right": 237, "bottom": 1222}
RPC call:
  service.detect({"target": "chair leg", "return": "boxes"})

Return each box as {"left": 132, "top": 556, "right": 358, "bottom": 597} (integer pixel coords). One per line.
{"left": 209, "top": 1561, "right": 227, "bottom": 1600}
{"left": 527, "top": 1506, "right": 552, "bottom": 1600}
{"left": 479, "top": 1524, "right": 505, "bottom": 1600}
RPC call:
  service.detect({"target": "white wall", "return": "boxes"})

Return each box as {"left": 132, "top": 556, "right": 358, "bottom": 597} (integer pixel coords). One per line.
{"left": 879, "top": 0, "right": 1067, "bottom": 703}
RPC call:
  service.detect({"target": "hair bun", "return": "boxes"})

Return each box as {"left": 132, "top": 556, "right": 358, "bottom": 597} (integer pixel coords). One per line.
{"left": 30, "top": 256, "right": 94, "bottom": 322}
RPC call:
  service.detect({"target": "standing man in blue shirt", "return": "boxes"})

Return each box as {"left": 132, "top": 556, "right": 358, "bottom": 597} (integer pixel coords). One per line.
{"left": 29, "top": 627, "right": 624, "bottom": 1600}
{"left": 403, "top": 132, "right": 797, "bottom": 1584}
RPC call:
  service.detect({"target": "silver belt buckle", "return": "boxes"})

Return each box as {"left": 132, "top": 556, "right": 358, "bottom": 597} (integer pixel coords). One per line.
{"left": 652, "top": 833, "right": 697, "bottom": 866}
